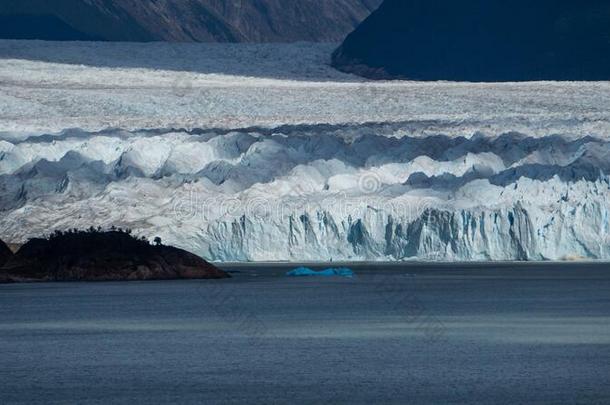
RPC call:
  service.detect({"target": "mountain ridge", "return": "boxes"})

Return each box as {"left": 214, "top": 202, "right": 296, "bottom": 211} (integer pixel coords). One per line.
{"left": 0, "top": 0, "right": 381, "bottom": 42}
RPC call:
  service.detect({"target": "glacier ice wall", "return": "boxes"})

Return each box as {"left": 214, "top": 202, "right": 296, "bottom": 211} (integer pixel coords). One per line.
{"left": 1, "top": 125, "right": 610, "bottom": 261}
{"left": 2, "top": 41, "right": 610, "bottom": 261}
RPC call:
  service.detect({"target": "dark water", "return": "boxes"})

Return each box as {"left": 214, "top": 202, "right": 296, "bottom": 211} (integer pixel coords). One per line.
{"left": 1, "top": 263, "right": 610, "bottom": 404}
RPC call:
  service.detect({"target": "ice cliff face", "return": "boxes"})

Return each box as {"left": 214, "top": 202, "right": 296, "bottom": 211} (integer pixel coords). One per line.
{"left": 1, "top": 126, "right": 609, "bottom": 261}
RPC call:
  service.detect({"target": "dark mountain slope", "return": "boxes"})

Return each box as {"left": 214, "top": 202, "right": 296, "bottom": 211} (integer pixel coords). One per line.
{"left": 0, "top": 239, "right": 12, "bottom": 268}
{"left": 0, "top": 14, "right": 102, "bottom": 41}
{"left": 332, "top": 0, "right": 610, "bottom": 81}
{"left": 0, "top": 0, "right": 382, "bottom": 42}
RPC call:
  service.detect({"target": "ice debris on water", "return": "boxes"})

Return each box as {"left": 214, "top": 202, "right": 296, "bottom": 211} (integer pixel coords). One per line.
{"left": 286, "top": 267, "right": 355, "bottom": 278}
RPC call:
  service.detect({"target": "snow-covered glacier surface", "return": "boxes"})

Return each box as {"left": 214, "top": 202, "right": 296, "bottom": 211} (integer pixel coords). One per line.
{"left": 1, "top": 40, "right": 610, "bottom": 261}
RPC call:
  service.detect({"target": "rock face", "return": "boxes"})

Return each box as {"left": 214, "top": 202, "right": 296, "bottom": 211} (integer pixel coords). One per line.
{"left": 333, "top": 0, "right": 610, "bottom": 81}
{"left": 0, "top": 231, "right": 228, "bottom": 282}
{"left": 0, "top": 0, "right": 381, "bottom": 42}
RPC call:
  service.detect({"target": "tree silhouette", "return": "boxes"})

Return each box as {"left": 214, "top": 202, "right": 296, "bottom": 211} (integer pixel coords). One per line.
{"left": 44, "top": 227, "right": 157, "bottom": 247}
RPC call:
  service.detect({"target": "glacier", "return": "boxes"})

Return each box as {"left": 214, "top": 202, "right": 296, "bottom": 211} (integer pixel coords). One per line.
{"left": 1, "top": 40, "right": 610, "bottom": 262}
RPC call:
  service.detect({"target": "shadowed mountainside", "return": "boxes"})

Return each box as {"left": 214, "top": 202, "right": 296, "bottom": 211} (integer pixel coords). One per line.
{"left": 0, "top": 14, "right": 102, "bottom": 41}
{"left": 0, "top": 0, "right": 381, "bottom": 42}
{"left": 0, "top": 239, "right": 12, "bottom": 268}
{"left": 0, "top": 230, "right": 228, "bottom": 283}
{"left": 333, "top": 0, "right": 610, "bottom": 81}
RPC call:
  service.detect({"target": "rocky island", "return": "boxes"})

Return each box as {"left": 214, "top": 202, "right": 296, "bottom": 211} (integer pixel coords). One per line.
{"left": 0, "top": 229, "right": 228, "bottom": 283}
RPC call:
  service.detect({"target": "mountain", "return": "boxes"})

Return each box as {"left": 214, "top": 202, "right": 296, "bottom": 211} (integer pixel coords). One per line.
{"left": 0, "top": 230, "right": 229, "bottom": 282}
{"left": 0, "top": 0, "right": 381, "bottom": 42}
{"left": 0, "top": 239, "right": 12, "bottom": 268}
{"left": 332, "top": 0, "right": 610, "bottom": 81}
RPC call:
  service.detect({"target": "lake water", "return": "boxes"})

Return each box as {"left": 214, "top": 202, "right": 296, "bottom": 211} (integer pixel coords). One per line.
{"left": 1, "top": 263, "right": 610, "bottom": 404}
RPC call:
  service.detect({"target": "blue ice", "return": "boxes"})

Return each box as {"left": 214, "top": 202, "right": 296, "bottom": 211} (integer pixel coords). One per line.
{"left": 286, "top": 267, "right": 354, "bottom": 278}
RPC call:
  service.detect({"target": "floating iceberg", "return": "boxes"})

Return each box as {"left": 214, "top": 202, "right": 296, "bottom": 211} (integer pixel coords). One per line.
{"left": 286, "top": 267, "right": 355, "bottom": 278}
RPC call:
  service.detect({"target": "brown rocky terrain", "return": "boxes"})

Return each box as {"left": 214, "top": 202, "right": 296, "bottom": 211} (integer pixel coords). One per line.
{"left": 0, "top": 230, "right": 228, "bottom": 283}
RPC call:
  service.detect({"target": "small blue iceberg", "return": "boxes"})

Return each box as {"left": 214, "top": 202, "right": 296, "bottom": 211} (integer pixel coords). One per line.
{"left": 286, "top": 267, "right": 354, "bottom": 278}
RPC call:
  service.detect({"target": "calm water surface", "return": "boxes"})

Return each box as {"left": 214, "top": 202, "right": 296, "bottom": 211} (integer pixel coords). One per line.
{"left": 1, "top": 263, "right": 610, "bottom": 404}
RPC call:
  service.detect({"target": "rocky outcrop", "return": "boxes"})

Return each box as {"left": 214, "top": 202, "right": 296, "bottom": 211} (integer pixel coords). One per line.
{"left": 0, "top": 0, "right": 381, "bottom": 42}
{"left": 333, "top": 0, "right": 610, "bottom": 81}
{"left": 0, "top": 231, "right": 228, "bottom": 283}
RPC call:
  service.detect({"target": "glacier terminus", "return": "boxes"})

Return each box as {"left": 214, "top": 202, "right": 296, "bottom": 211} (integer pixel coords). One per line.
{"left": 1, "top": 41, "right": 610, "bottom": 262}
